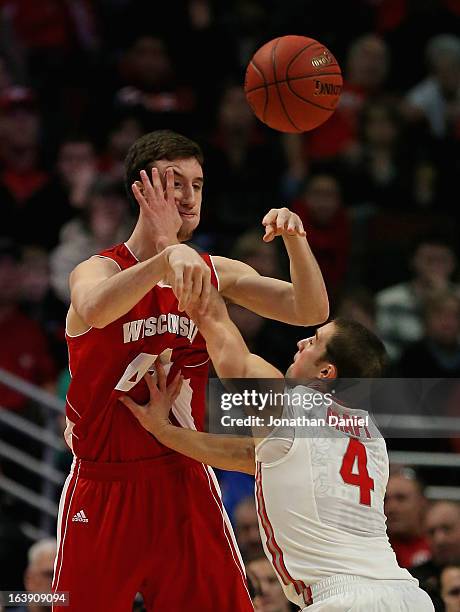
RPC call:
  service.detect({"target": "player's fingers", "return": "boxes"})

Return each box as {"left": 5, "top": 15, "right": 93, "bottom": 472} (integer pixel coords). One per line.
{"left": 170, "top": 375, "right": 183, "bottom": 403}
{"left": 173, "top": 270, "right": 183, "bottom": 305}
{"left": 189, "top": 267, "right": 203, "bottom": 308}
{"left": 132, "top": 183, "right": 149, "bottom": 213}
{"left": 140, "top": 169, "right": 156, "bottom": 205}
{"left": 120, "top": 396, "right": 142, "bottom": 418}
{"left": 179, "top": 265, "right": 193, "bottom": 311}
{"left": 262, "top": 209, "right": 278, "bottom": 226}
{"left": 165, "top": 167, "right": 175, "bottom": 205}
{"left": 276, "top": 208, "right": 290, "bottom": 230}
{"left": 199, "top": 267, "right": 212, "bottom": 314}
{"left": 143, "top": 372, "right": 160, "bottom": 398}
{"left": 155, "top": 361, "right": 167, "bottom": 392}
{"left": 263, "top": 224, "right": 275, "bottom": 242}
{"left": 287, "top": 215, "right": 297, "bottom": 234}
{"left": 151, "top": 167, "right": 165, "bottom": 201}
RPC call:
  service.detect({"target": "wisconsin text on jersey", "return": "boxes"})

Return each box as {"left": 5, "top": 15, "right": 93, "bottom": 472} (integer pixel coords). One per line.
{"left": 222, "top": 408, "right": 372, "bottom": 438}
{"left": 123, "top": 313, "right": 198, "bottom": 344}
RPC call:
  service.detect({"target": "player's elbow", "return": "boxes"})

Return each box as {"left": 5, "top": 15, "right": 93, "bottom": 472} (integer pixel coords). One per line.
{"left": 76, "top": 301, "right": 108, "bottom": 329}
{"left": 296, "top": 296, "right": 330, "bottom": 326}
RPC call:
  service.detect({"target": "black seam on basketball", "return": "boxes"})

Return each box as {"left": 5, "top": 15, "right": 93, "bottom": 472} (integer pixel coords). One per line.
{"left": 272, "top": 38, "right": 301, "bottom": 132}
{"left": 285, "top": 41, "right": 324, "bottom": 76}
{"left": 250, "top": 59, "right": 269, "bottom": 122}
{"left": 245, "top": 72, "right": 342, "bottom": 94}
{"left": 286, "top": 79, "right": 337, "bottom": 111}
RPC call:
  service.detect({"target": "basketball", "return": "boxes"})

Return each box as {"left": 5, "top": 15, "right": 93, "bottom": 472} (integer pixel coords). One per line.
{"left": 244, "top": 35, "right": 343, "bottom": 133}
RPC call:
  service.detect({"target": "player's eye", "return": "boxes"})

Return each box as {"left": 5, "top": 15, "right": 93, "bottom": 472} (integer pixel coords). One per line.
{"left": 193, "top": 184, "right": 202, "bottom": 191}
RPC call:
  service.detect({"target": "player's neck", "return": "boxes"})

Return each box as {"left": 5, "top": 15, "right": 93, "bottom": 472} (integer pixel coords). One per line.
{"left": 126, "top": 224, "right": 180, "bottom": 262}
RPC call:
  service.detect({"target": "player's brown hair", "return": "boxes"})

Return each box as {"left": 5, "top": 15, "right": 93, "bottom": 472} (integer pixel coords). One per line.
{"left": 124, "top": 130, "right": 204, "bottom": 209}
{"left": 323, "top": 318, "right": 387, "bottom": 378}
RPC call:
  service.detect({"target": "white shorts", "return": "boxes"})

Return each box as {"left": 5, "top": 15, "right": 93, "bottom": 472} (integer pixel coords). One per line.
{"left": 303, "top": 575, "right": 435, "bottom": 611}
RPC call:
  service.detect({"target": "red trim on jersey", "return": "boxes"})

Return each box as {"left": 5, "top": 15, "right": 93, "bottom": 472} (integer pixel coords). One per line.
{"left": 203, "top": 465, "right": 248, "bottom": 581}
{"left": 255, "top": 461, "right": 306, "bottom": 597}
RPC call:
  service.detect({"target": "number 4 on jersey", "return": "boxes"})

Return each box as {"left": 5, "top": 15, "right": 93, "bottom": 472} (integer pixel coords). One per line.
{"left": 340, "top": 438, "right": 374, "bottom": 506}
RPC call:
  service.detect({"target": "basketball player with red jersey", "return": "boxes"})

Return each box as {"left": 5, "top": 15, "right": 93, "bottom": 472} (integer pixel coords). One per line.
{"left": 51, "top": 130, "right": 329, "bottom": 611}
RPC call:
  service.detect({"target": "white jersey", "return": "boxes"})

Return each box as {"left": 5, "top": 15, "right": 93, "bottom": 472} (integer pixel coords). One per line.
{"left": 254, "top": 385, "right": 416, "bottom": 609}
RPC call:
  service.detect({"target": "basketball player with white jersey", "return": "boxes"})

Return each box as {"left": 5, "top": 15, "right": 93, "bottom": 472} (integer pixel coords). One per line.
{"left": 124, "top": 290, "right": 435, "bottom": 611}
{"left": 51, "top": 130, "right": 329, "bottom": 611}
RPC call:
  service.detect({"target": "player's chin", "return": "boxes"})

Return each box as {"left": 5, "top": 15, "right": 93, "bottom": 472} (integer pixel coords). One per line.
{"left": 178, "top": 218, "right": 199, "bottom": 242}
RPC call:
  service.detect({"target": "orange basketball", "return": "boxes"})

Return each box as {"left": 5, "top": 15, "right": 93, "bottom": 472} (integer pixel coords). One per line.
{"left": 244, "top": 35, "right": 343, "bottom": 133}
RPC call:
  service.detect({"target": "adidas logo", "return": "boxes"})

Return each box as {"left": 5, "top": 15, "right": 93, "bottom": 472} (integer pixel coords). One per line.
{"left": 72, "top": 510, "right": 89, "bottom": 523}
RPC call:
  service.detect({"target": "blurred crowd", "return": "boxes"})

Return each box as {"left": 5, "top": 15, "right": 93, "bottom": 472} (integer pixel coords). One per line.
{"left": 1, "top": 0, "right": 460, "bottom": 609}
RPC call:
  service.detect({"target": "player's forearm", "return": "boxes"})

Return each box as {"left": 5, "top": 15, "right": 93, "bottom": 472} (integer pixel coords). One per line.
{"left": 198, "top": 311, "right": 253, "bottom": 378}
{"left": 283, "top": 234, "right": 329, "bottom": 325}
{"left": 155, "top": 424, "right": 255, "bottom": 474}
{"left": 76, "top": 250, "right": 169, "bottom": 328}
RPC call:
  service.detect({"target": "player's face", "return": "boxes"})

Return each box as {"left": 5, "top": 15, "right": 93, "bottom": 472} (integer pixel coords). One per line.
{"left": 153, "top": 157, "right": 203, "bottom": 241}
{"left": 286, "top": 322, "right": 337, "bottom": 380}
{"left": 247, "top": 559, "right": 290, "bottom": 612}
{"left": 441, "top": 567, "right": 460, "bottom": 612}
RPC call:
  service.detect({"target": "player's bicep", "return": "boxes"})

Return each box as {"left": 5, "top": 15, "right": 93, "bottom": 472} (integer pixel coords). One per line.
{"left": 70, "top": 256, "right": 119, "bottom": 321}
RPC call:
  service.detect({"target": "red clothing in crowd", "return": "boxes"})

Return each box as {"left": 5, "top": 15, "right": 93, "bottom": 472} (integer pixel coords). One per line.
{"left": 390, "top": 535, "right": 431, "bottom": 569}
{"left": 0, "top": 308, "right": 56, "bottom": 410}
{"left": 291, "top": 200, "right": 351, "bottom": 295}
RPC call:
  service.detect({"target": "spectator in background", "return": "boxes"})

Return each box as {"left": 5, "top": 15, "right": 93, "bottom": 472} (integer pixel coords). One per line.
{"left": 233, "top": 496, "right": 263, "bottom": 562}
{"left": 0, "top": 238, "right": 56, "bottom": 411}
{"left": 10, "top": 538, "right": 57, "bottom": 612}
{"left": 247, "top": 553, "right": 294, "bottom": 612}
{"left": 385, "top": 467, "right": 431, "bottom": 569}
{"left": 411, "top": 501, "right": 460, "bottom": 611}
{"left": 50, "top": 179, "right": 133, "bottom": 303}
{"left": 339, "top": 100, "right": 413, "bottom": 210}
{"left": 397, "top": 291, "right": 460, "bottom": 377}
{"left": 98, "top": 111, "right": 143, "bottom": 182}
{"left": 291, "top": 172, "right": 350, "bottom": 299}
{"left": 0, "top": 87, "right": 53, "bottom": 247}
{"left": 114, "top": 34, "right": 195, "bottom": 133}
{"left": 440, "top": 566, "right": 460, "bottom": 612}
{"left": 202, "top": 83, "right": 284, "bottom": 252}
{"left": 335, "top": 286, "right": 376, "bottom": 332}
{"left": 404, "top": 34, "right": 460, "bottom": 141}
{"left": 54, "top": 135, "right": 99, "bottom": 211}
{"left": 282, "top": 33, "right": 390, "bottom": 193}
{"left": 19, "top": 246, "right": 67, "bottom": 369}
{"left": 376, "top": 234, "right": 459, "bottom": 361}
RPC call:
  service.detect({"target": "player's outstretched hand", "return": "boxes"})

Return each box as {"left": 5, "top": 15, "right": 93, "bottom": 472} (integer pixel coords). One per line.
{"left": 165, "top": 244, "right": 212, "bottom": 313}
{"left": 132, "top": 167, "right": 182, "bottom": 249}
{"left": 262, "top": 207, "right": 306, "bottom": 242}
{"left": 120, "top": 361, "right": 183, "bottom": 436}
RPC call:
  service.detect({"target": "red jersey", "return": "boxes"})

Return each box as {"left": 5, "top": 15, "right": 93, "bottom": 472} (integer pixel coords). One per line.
{"left": 64, "top": 242, "right": 218, "bottom": 462}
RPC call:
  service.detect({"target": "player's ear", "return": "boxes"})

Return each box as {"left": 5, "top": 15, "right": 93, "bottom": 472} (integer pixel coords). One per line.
{"left": 319, "top": 363, "right": 337, "bottom": 379}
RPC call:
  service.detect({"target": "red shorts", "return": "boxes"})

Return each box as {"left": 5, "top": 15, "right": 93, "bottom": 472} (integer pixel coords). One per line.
{"left": 52, "top": 455, "right": 253, "bottom": 612}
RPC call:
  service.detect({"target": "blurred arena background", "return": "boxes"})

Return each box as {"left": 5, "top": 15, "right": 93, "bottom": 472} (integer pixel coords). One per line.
{"left": 0, "top": 1, "right": 460, "bottom": 610}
